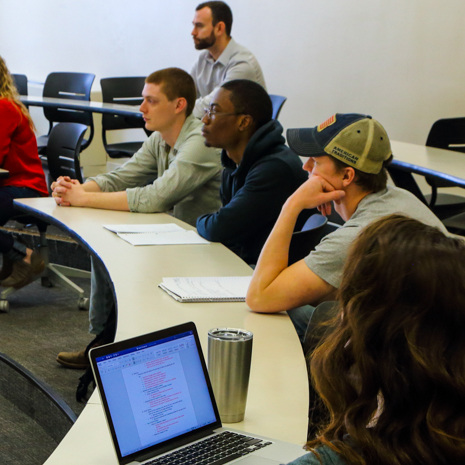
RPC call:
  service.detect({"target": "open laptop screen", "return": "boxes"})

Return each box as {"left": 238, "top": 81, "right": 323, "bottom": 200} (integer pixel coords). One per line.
{"left": 91, "top": 324, "right": 220, "bottom": 461}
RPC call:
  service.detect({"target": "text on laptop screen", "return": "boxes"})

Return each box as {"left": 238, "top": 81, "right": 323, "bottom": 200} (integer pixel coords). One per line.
{"left": 94, "top": 330, "right": 217, "bottom": 458}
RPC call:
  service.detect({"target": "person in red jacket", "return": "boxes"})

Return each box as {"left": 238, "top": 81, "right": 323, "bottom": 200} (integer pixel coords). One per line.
{"left": 0, "top": 56, "right": 48, "bottom": 289}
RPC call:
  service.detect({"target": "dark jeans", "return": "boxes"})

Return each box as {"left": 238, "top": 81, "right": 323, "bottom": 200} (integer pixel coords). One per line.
{"left": 303, "top": 301, "right": 338, "bottom": 440}
{"left": 0, "top": 186, "right": 42, "bottom": 254}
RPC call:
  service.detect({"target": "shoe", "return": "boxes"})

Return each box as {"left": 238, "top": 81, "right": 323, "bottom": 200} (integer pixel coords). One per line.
{"left": 56, "top": 349, "right": 89, "bottom": 369}
{"left": 1, "top": 251, "right": 45, "bottom": 289}
{"left": 0, "top": 255, "right": 13, "bottom": 281}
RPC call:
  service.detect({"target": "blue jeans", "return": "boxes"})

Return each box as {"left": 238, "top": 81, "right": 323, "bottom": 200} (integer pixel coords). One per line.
{"left": 0, "top": 186, "right": 42, "bottom": 255}
{"left": 287, "top": 305, "right": 316, "bottom": 344}
{"left": 89, "top": 256, "right": 115, "bottom": 335}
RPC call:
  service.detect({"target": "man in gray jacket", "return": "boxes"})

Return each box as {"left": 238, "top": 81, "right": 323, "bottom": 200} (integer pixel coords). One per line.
{"left": 51, "top": 67, "right": 222, "bottom": 368}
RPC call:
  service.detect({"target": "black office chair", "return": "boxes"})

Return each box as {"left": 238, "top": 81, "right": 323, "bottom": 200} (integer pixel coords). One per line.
{"left": 100, "top": 76, "right": 148, "bottom": 159}
{"left": 289, "top": 213, "right": 340, "bottom": 265}
{"left": 0, "top": 123, "right": 90, "bottom": 313}
{"left": 0, "top": 352, "right": 76, "bottom": 445}
{"left": 36, "top": 72, "right": 95, "bottom": 155}
{"left": 46, "top": 122, "right": 88, "bottom": 185}
{"left": 269, "top": 94, "right": 287, "bottom": 120}
{"left": 387, "top": 164, "right": 429, "bottom": 205}
{"left": 424, "top": 118, "right": 465, "bottom": 219}
{"left": 387, "top": 164, "right": 465, "bottom": 235}
{"left": 11, "top": 73, "right": 28, "bottom": 96}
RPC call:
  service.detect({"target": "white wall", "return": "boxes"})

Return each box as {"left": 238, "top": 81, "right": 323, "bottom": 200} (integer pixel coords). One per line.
{"left": 2, "top": 0, "right": 465, "bottom": 146}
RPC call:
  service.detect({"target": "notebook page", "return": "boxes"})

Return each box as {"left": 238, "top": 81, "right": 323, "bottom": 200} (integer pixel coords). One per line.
{"left": 159, "top": 276, "right": 252, "bottom": 302}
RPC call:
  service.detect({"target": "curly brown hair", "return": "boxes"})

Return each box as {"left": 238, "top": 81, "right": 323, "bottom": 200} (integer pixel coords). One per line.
{"left": 0, "top": 55, "right": 35, "bottom": 131}
{"left": 307, "top": 214, "right": 465, "bottom": 465}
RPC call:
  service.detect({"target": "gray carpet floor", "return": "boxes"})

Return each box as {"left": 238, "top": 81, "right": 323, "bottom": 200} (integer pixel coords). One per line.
{"left": 0, "top": 226, "right": 94, "bottom": 465}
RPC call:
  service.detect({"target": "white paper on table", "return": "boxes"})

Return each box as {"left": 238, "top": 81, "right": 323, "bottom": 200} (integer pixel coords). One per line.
{"left": 116, "top": 230, "right": 210, "bottom": 246}
{"left": 103, "top": 223, "right": 185, "bottom": 234}
{"left": 158, "top": 276, "right": 252, "bottom": 302}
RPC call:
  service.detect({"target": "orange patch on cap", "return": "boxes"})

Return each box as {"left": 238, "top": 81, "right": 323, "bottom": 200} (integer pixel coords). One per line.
{"left": 317, "top": 114, "right": 336, "bottom": 132}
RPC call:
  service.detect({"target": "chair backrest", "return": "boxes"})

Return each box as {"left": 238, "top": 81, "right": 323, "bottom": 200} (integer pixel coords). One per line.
{"left": 46, "top": 122, "right": 88, "bottom": 184}
{"left": 100, "top": 76, "right": 146, "bottom": 131}
{"left": 289, "top": 213, "right": 336, "bottom": 265}
{"left": 425, "top": 118, "right": 465, "bottom": 190}
{"left": 42, "top": 72, "right": 95, "bottom": 148}
{"left": 426, "top": 118, "right": 465, "bottom": 153}
{"left": 387, "top": 165, "right": 428, "bottom": 205}
{"left": 0, "top": 352, "right": 76, "bottom": 444}
{"left": 12, "top": 73, "right": 28, "bottom": 96}
{"left": 269, "top": 94, "right": 287, "bottom": 120}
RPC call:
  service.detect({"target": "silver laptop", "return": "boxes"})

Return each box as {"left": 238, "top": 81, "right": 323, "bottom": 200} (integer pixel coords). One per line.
{"left": 89, "top": 321, "right": 304, "bottom": 465}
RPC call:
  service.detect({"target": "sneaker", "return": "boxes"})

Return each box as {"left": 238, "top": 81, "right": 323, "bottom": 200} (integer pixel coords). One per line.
{"left": 56, "top": 349, "right": 89, "bottom": 369}
{"left": 1, "top": 251, "right": 45, "bottom": 289}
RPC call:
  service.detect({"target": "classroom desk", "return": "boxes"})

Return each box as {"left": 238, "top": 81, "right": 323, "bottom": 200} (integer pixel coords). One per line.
{"left": 391, "top": 140, "right": 465, "bottom": 188}
{"left": 13, "top": 197, "right": 308, "bottom": 464}
{"left": 0, "top": 168, "right": 9, "bottom": 179}
{"left": 20, "top": 95, "right": 143, "bottom": 118}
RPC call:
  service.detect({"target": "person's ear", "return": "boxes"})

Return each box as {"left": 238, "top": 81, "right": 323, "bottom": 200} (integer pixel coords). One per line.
{"left": 341, "top": 167, "right": 356, "bottom": 186}
{"left": 174, "top": 97, "right": 187, "bottom": 114}
{"left": 214, "top": 21, "right": 226, "bottom": 35}
{"left": 237, "top": 114, "right": 253, "bottom": 132}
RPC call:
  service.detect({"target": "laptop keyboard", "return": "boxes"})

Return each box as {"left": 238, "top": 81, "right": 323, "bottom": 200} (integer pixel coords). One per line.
{"left": 145, "top": 431, "right": 273, "bottom": 465}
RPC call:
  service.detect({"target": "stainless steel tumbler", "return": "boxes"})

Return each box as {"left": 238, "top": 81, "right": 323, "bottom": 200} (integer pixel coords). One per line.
{"left": 208, "top": 328, "right": 253, "bottom": 423}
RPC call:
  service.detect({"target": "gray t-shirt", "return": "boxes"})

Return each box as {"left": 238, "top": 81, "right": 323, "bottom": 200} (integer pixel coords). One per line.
{"left": 305, "top": 186, "right": 447, "bottom": 288}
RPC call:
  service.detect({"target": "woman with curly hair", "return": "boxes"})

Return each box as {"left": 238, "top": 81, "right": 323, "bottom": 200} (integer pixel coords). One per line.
{"left": 0, "top": 55, "right": 48, "bottom": 289}
{"left": 289, "top": 214, "right": 465, "bottom": 465}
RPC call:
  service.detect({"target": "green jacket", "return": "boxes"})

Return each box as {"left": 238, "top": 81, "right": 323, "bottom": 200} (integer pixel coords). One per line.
{"left": 88, "top": 115, "right": 222, "bottom": 226}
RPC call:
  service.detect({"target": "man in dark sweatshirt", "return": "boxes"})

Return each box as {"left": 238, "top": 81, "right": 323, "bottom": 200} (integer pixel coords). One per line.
{"left": 196, "top": 79, "right": 307, "bottom": 264}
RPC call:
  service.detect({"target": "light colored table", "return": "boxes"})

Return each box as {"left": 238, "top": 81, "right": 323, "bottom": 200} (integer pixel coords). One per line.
{"left": 20, "top": 95, "right": 142, "bottom": 118}
{"left": 391, "top": 141, "right": 465, "bottom": 188}
{"left": 0, "top": 168, "right": 9, "bottom": 179}
{"left": 14, "top": 197, "right": 308, "bottom": 464}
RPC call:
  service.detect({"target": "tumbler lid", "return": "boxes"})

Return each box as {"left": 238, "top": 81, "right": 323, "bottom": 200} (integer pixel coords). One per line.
{"left": 208, "top": 328, "right": 253, "bottom": 341}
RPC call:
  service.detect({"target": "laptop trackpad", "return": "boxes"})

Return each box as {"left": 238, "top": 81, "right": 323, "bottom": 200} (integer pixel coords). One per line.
{"left": 236, "top": 456, "right": 284, "bottom": 465}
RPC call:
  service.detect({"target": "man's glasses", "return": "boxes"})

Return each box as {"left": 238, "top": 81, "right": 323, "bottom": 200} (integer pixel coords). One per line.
{"left": 203, "top": 107, "right": 241, "bottom": 119}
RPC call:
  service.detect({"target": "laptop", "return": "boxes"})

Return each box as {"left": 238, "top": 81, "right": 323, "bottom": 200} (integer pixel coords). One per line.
{"left": 89, "top": 321, "right": 305, "bottom": 465}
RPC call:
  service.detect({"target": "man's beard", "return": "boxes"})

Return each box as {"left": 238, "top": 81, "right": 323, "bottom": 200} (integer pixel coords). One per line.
{"left": 194, "top": 31, "right": 216, "bottom": 50}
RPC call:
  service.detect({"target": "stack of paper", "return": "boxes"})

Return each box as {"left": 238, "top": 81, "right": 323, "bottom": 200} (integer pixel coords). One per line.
{"left": 104, "top": 223, "right": 210, "bottom": 246}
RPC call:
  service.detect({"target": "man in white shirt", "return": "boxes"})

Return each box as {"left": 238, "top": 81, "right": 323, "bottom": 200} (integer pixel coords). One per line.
{"left": 190, "top": 1, "right": 266, "bottom": 118}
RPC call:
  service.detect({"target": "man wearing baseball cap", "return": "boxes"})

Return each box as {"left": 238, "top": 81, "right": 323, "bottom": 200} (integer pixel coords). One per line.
{"left": 246, "top": 113, "right": 446, "bottom": 341}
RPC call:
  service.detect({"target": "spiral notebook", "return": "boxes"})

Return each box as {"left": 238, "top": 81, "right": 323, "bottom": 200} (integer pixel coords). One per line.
{"left": 158, "top": 276, "right": 252, "bottom": 302}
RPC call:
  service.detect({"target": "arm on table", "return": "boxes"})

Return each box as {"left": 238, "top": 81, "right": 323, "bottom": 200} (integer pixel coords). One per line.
{"left": 125, "top": 133, "right": 221, "bottom": 213}
{"left": 246, "top": 176, "right": 344, "bottom": 313}
{"left": 127, "top": 133, "right": 222, "bottom": 213}
{"left": 51, "top": 177, "right": 130, "bottom": 211}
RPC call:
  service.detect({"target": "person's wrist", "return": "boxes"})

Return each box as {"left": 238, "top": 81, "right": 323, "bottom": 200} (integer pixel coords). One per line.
{"left": 283, "top": 194, "right": 305, "bottom": 215}
{"left": 81, "top": 192, "right": 92, "bottom": 208}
